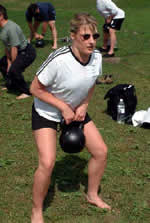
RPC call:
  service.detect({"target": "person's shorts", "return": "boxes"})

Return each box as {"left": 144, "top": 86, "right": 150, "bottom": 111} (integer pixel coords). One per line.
{"left": 32, "top": 104, "right": 91, "bottom": 131}
{"left": 103, "top": 18, "right": 124, "bottom": 33}
{"left": 35, "top": 7, "right": 56, "bottom": 22}
{"left": 47, "top": 9, "right": 56, "bottom": 21}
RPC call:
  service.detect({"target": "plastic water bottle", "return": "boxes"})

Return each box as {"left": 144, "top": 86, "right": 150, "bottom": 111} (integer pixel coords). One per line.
{"left": 117, "top": 98, "right": 125, "bottom": 124}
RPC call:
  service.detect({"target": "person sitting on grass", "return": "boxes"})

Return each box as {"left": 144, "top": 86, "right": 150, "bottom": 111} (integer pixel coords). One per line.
{"left": 0, "top": 5, "right": 36, "bottom": 99}
{"left": 96, "top": 0, "right": 125, "bottom": 57}
{"left": 30, "top": 12, "right": 111, "bottom": 223}
{"left": 26, "top": 2, "right": 57, "bottom": 49}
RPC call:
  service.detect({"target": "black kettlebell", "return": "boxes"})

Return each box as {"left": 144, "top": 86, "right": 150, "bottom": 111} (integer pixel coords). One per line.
{"left": 35, "top": 38, "right": 45, "bottom": 48}
{"left": 59, "top": 119, "right": 85, "bottom": 153}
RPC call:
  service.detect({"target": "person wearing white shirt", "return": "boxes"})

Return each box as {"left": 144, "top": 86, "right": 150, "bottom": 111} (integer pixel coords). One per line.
{"left": 96, "top": 0, "right": 125, "bottom": 57}
{"left": 30, "top": 12, "right": 111, "bottom": 223}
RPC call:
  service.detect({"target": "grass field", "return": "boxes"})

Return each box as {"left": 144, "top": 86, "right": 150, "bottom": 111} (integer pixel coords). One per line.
{"left": 0, "top": 0, "right": 150, "bottom": 222}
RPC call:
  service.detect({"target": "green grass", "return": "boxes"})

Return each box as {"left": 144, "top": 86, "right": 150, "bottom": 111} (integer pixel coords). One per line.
{"left": 0, "top": 0, "right": 150, "bottom": 222}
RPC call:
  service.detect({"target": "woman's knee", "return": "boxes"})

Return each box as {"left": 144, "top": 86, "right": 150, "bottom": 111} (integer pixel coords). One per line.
{"left": 39, "top": 158, "right": 55, "bottom": 173}
{"left": 93, "top": 143, "right": 108, "bottom": 160}
{"left": 101, "top": 144, "right": 108, "bottom": 157}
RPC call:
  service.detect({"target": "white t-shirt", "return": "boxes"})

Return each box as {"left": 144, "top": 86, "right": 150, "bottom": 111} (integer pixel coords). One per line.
{"left": 96, "top": 0, "right": 125, "bottom": 19}
{"left": 34, "top": 46, "right": 102, "bottom": 122}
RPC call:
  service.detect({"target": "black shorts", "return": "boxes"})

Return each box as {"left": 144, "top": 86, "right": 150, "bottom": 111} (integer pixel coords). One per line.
{"left": 32, "top": 104, "right": 91, "bottom": 131}
{"left": 110, "top": 18, "right": 124, "bottom": 30}
{"left": 103, "top": 18, "right": 124, "bottom": 33}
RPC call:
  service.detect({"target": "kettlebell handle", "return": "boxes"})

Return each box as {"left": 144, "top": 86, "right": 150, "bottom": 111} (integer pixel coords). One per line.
{"left": 79, "top": 122, "right": 84, "bottom": 130}
{"left": 60, "top": 118, "right": 84, "bottom": 130}
{"left": 60, "top": 118, "right": 65, "bottom": 129}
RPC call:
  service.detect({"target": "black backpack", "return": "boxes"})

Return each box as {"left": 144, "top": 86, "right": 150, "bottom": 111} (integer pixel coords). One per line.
{"left": 104, "top": 84, "right": 137, "bottom": 122}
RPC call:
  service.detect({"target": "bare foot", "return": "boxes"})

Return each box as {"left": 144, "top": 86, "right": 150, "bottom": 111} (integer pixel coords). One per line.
{"left": 86, "top": 195, "right": 111, "bottom": 210}
{"left": 1, "top": 87, "right": 7, "bottom": 91}
{"left": 16, "top": 93, "right": 30, "bottom": 100}
{"left": 31, "top": 210, "right": 44, "bottom": 223}
{"left": 52, "top": 45, "right": 57, "bottom": 50}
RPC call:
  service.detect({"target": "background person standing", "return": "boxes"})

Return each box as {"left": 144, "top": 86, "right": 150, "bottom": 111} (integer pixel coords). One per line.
{"left": 26, "top": 2, "right": 57, "bottom": 49}
{"left": 96, "top": 0, "right": 125, "bottom": 57}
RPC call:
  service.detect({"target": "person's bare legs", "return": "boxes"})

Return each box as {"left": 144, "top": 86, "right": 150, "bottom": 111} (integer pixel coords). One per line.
{"left": 28, "top": 21, "right": 41, "bottom": 42}
{"left": 48, "top": 21, "right": 57, "bottom": 49}
{"left": 108, "top": 28, "right": 116, "bottom": 55}
{"left": 84, "top": 121, "right": 111, "bottom": 209}
{"left": 31, "top": 128, "right": 57, "bottom": 223}
{"left": 102, "top": 31, "right": 109, "bottom": 50}
{"left": 41, "top": 21, "right": 48, "bottom": 37}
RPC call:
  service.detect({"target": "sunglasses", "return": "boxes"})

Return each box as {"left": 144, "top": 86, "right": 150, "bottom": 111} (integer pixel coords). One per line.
{"left": 81, "top": 33, "right": 100, "bottom": 40}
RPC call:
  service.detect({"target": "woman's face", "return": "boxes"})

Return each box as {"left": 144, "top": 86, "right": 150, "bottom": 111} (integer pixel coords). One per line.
{"left": 71, "top": 25, "right": 99, "bottom": 56}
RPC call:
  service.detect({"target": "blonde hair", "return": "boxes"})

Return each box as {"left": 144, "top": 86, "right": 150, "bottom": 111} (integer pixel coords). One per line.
{"left": 70, "top": 12, "right": 98, "bottom": 34}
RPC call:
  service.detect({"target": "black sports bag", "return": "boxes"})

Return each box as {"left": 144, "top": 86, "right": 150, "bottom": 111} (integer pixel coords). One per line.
{"left": 104, "top": 84, "right": 137, "bottom": 122}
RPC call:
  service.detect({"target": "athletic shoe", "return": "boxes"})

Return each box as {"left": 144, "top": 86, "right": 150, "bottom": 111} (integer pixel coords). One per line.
{"left": 103, "top": 53, "right": 115, "bottom": 58}
{"left": 106, "top": 75, "right": 113, "bottom": 84}
{"left": 98, "top": 47, "right": 109, "bottom": 53}
{"left": 96, "top": 75, "right": 113, "bottom": 85}
{"left": 107, "top": 46, "right": 118, "bottom": 51}
{"left": 96, "top": 75, "right": 108, "bottom": 84}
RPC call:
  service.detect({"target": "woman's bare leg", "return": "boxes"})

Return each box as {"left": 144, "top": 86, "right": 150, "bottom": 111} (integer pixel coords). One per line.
{"left": 31, "top": 128, "right": 57, "bottom": 223}
{"left": 84, "top": 121, "right": 111, "bottom": 209}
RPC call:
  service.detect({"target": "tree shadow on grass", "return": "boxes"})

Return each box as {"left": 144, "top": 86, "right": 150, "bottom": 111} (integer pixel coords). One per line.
{"left": 43, "top": 154, "right": 88, "bottom": 211}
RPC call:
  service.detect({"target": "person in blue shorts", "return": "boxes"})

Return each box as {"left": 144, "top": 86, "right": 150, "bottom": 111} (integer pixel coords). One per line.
{"left": 26, "top": 2, "right": 57, "bottom": 49}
